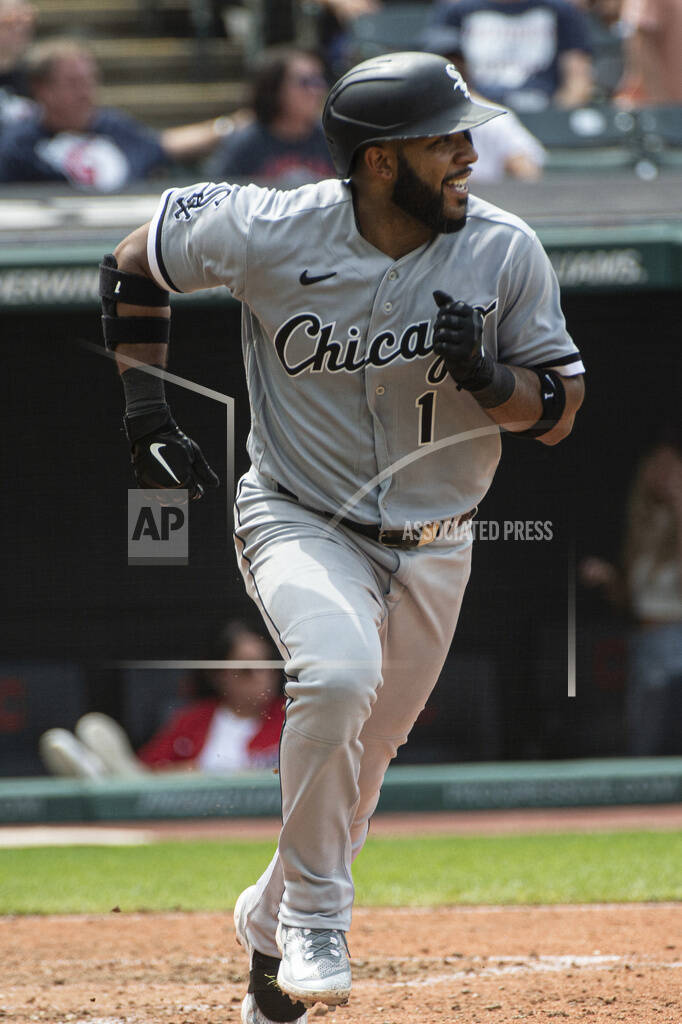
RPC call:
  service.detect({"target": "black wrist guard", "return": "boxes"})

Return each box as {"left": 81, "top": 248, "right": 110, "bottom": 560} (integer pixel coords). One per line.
{"left": 100, "top": 253, "right": 170, "bottom": 351}
{"left": 515, "top": 369, "right": 567, "bottom": 438}
{"left": 121, "top": 365, "right": 168, "bottom": 427}
{"left": 468, "top": 361, "right": 516, "bottom": 408}
{"left": 124, "top": 406, "right": 173, "bottom": 446}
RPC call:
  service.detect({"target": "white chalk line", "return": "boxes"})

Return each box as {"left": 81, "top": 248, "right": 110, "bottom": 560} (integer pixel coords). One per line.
{"left": 378, "top": 952, "right": 682, "bottom": 989}
{"left": 0, "top": 826, "right": 156, "bottom": 848}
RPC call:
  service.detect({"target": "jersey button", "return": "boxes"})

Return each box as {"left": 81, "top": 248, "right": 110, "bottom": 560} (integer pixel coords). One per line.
{"left": 375, "top": 386, "right": 385, "bottom": 395}
{"left": 388, "top": 270, "right": 398, "bottom": 281}
{"left": 383, "top": 301, "right": 392, "bottom": 312}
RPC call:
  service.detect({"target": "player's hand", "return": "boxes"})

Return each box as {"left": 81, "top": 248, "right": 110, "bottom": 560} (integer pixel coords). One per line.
{"left": 124, "top": 413, "right": 220, "bottom": 502}
{"left": 432, "top": 290, "right": 494, "bottom": 391}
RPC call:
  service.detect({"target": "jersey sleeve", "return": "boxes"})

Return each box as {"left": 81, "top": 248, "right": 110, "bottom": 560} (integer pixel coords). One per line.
{"left": 497, "top": 231, "right": 585, "bottom": 376}
{"left": 146, "top": 180, "right": 269, "bottom": 299}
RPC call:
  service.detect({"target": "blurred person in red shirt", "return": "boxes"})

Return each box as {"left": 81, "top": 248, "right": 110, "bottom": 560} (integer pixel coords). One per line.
{"left": 138, "top": 621, "right": 284, "bottom": 771}
{"left": 39, "top": 621, "right": 285, "bottom": 777}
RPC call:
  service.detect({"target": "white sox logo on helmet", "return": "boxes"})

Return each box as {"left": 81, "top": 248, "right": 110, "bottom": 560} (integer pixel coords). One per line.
{"left": 445, "top": 64, "right": 470, "bottom": 98}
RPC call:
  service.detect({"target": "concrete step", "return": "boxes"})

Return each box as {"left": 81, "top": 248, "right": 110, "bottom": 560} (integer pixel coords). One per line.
{"left": 91, "top": 36, "right": 244, "bottom": 84}
{"left": 34, "top": 0, "right": 193, "bottom": 37}
{"left": 98, "top": 79, "right": 247, "bottom": 128}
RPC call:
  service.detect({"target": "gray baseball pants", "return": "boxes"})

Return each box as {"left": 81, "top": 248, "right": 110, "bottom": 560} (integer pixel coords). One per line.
{"left": 234, "top": 466, "right": 472, "bottom": 957}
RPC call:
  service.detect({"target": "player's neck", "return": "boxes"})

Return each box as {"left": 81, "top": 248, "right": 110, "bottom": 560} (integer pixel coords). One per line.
{"left": 352, "top": 184, "right": 435, "bottom": 260}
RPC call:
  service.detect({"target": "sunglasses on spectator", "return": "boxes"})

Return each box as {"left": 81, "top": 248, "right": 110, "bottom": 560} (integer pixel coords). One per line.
{"left": 290, "top": 73, "right": 327, "bottom": 89}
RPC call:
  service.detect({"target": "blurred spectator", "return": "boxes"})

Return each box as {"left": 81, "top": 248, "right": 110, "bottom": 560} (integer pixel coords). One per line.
{"left": 580, "top": 425, "right": 682, "bottom": 755}
{"left": 205, "top": 45, "right": 335, "bottom": 186}
{"left": 581, "top": 0, "right": 628, "bottom": 101}
{"left": 427, "top": 0, "right": 594, "bottom": 111}
{"left": 311, "top": 0, "right": 382, "bottom": 74}
{"left": 616, "top": 0, "right": 682, "bottom": 105}
{"left": 39, "top": 621, "right": 286, "bottom": 776}
{"left": 420, "top": 26, "right": 545, "bottom": 181}
{"left": 0, "top": 0, "right": 36, "bottom": 126}
{"left": 467, "top": 103, "right": 545, "bottom": 182}
{"left": 0, "top": 37, "right": 231, "bottom": 190}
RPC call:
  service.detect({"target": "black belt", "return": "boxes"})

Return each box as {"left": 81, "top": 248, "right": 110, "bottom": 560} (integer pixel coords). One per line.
{"left": 275, "top": 483, "right": 475, "bottom": 550}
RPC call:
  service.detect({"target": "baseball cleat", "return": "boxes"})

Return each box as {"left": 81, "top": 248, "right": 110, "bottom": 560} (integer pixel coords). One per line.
{"left": 234, "top": 885, "right": 259, "bottom": 954}
{"left": 235, "top": 887, "right": 307, "bottom": 1023}
{"left": 276, "top": 923, "right": 351, "bottom": 1006}
{"left": 241, "top": 991, "right": 307, "bottom": 1024}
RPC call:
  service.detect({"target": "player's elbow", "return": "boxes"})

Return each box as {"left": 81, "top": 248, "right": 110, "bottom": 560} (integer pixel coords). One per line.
{"left": 538, "top": 374, "right": 585, "bottom": 446}
{"left": 538, "top": 414, "right": 575, "bottom": 445}
{"left": 113, "top": 222, "right": 154, "bottom": 279}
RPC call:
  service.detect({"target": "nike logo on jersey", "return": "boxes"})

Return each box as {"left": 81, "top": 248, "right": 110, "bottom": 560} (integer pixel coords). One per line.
{"left": 299, "top": 270, "right": 337, "bottom": 286}
{"left": 149, "top": 442, "right": 181, "bottom": 484}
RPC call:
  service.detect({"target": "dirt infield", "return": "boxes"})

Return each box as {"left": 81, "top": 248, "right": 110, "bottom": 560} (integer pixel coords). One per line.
{"left": 3, "top": 803, "right": 682, "bottom": 847}
{"left": 2, "top": 903, "right": 681, "bottom": 1024}
{"left": 2, "top": 808, "right": 681, "bottom": 1022}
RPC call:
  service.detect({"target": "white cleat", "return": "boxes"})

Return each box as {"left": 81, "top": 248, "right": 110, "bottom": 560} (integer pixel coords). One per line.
{"left": 234, "top": 885, "right": 259, "bottom": 954}
{"left": 276, "top": 923, "right": 351, "bottom": 1006}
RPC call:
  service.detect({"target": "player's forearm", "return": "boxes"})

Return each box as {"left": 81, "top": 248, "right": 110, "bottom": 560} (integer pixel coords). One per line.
{"left": 100, "top": 222, "right": 219, "bottom": 500}
{"left": 114, "top": 342, "right": 168, "bottom": 376}
{"left": 112, "top": 224, "right": 170, "bottom": 376}
{"left": 476, "top": 365, "right": 540, "bottom": 428}
{"left": 480, "top": 368, "right": 584, "bottom": 445}
{"left": 432, "top": 293, "right": 583, "bottom": 444}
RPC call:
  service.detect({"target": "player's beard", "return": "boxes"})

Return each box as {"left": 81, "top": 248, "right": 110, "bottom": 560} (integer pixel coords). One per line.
{"left": 391, "top": 150, "right": 468, "bottom": 235}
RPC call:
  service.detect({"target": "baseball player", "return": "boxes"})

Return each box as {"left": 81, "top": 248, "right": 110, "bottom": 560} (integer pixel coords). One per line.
{"left": 100, "top": 52, "right": 585, "bottom": 1024}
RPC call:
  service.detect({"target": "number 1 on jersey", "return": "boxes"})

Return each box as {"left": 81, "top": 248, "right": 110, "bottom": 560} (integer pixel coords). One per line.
{"left": 416, "top": 390, "right": 437, "bottom": 445}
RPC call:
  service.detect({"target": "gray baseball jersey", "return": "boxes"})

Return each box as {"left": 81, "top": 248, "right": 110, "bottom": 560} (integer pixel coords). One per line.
{"left": 147, "top": 178, "right": 583, "bottom": 528}
{"left": 145, "top": 175, "right": 585, "bottom": 963}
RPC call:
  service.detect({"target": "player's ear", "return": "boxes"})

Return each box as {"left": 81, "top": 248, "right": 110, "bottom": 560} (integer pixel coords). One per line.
{"left": 362, "top": 142, "right": 397, "bottom": 181}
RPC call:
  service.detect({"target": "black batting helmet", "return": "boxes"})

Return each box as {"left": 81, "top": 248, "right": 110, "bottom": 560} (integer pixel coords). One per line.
{"left": 323, "top": 51, "right": 503, "bottom": 177}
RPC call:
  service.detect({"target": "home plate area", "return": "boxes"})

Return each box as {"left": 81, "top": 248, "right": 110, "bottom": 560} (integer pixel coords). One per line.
{"left": 1, "top": 904, "right": 680, "bottom": 1023}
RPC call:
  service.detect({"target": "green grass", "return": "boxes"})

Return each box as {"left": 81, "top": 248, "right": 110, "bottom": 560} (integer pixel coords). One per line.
{"left": 1, "top": 832, "right": 681, "bottom": 915}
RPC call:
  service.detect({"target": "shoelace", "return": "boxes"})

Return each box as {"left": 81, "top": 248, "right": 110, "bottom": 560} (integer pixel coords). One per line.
{"left": 300, "top": 929, "right": 344, "bottom": 962}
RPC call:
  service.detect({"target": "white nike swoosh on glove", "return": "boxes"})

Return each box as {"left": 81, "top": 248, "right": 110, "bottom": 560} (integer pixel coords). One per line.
{"left": 149, "top": 442, "right": 181, "bottom": 484}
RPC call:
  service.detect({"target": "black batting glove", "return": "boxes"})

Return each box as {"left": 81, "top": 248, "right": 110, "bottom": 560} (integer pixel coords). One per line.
{"left": 432, "top": 289, "right": 495, "bottom": 392}
{"left": 124, "top": 408, "right": 220, "bottom": 502}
